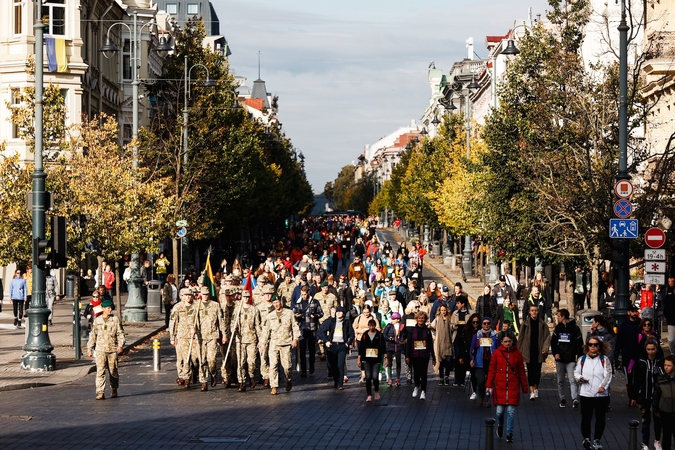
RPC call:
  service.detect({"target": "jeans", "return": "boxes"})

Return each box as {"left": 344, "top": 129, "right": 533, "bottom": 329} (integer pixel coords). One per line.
{"left": 411, "top": 356, "right": 429, "bottom": 391}
{"left": 299, "top": 329, "right": 317, "bottom": 373}
{"left": 386, "top": 351, "right": 402, "bottom": 380}
{"left": 580, "top": 396, "right": 610, "bottom": 440}
{"left": 363, "top": 361, "right": 381, "bottom": 395}
{"left": 496, "top": 405, "right": 517, "bottom": 434}
{"left": 327, "top": 342, "right": 348, "bottom": 387}
{"left": 668, "top": 325, "right": 675, "bottom": 357}
{"left": 556, "top": 361, "right": 579, "bottom": 401}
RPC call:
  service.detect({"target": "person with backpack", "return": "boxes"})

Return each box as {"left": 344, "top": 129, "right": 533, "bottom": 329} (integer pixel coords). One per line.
{"left": 653, "top": 355, "right": 675, "bottom": 450}
{"left": 629, "top": 339, "right": 663, "bottom": 450}
{"left": 574, "top": 336, "right": 613, "bottom": 450}
{"left": 486, "top": 333, "right": 528, "bottom": 444}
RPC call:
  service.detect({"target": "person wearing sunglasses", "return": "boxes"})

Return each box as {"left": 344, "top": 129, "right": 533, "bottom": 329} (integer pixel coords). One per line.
{"left": 575, "top": 337, "right": 612, "bottom": 450}
{"left": 486, "top": 334, "right": 528, "bottom": 444}
{"left": 470, "top": 316, "right": 500, "bottom": 407}
{"left": 634, "top": 318, "right": 664, "bottom": 364}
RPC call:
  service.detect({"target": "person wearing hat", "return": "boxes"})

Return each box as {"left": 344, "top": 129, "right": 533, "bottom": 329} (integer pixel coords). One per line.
{"left": 196, "top": 286, "right": 227, "bottom": 391}
{"left": 256, "top": 286, "right": 276, "bottom": 387}
{"left": 318, "top": 306, "right": 355, "bottom": 390}
{"left": 169, "top": 287, "right": 199, "bottom": 388}
{"left": 493, "top": 275, "right": 517, "bottom": 307}
{"left": 314, "top": 281, "right": 338, "bottom": 361}
{"left": 383, "top": 312, "right": 406, "bottom": 387}
{"left": 260, "top": 296, "right": 300, "bottom": 395}
{"left": 293, "top": 285, "right": 324, "bottom": 376}
{"left": 277, "top": 271, "right": 297, "bottom": 308}
{"left": 469, "top": 316, "right": 500, "bottom": 407}
{"left": 219, "top": 287, "right": 239, "bottom": 388}
{"left": 234, "top": 290, "right": 260, "bottom": 391}
{"left": 87, "top": 298, "right": 125, "bottom": 400}
{"left": 252, "top": 275, "right": 268, "bottom": 306}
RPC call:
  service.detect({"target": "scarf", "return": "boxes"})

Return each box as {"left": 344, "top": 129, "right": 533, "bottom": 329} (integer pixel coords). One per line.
{"left": 433, "top": 315, "right": 453, "bottom": 372}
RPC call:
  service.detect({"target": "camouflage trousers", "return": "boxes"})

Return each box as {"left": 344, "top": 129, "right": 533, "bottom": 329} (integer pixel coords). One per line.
{"left": 237, "top": 341, "right": 257, "bottom": 384}
{"left": 199, "top": 339, "right": 219, "bottom": 383}
{"left": 95, "top": 351, "right": 119, "bottom": 394}
{"left": 220, "top": 339, "right": 238, "bottom": 383}
{"left": 176, "top": 338, "right": 201, "bottom": 381}
{"left": 259, "top": 343, "right": 270, "bottom": 381}
{"left": 269, "top": 344, "right": 292, "bottom": 388}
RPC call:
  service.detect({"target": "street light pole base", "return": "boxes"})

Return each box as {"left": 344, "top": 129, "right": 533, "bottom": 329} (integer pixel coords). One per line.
{"left": 21, "top": 352, "right": 56, "bottom": 372}
{"left": 21, "top": 306, "right": 56, "bottom": 371}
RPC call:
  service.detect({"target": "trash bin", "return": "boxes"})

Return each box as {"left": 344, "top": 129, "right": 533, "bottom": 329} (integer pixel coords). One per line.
{"left": 66, "top": 275, "right": 75, "bottom": 298}
{"left": 432, "top": 241, "right": 441, "bottom": 257}
{"left": 146, "top": 281, "right": 161, "bottom": 314}
{"left": 576, "top": 309, "right": 601, "bottom": 339}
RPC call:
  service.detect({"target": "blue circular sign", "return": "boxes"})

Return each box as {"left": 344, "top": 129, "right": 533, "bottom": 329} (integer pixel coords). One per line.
{"left": 614, "top": 199, "right": 633, "bottom": 219}
{"left": 177, "top": 227, "right": 187, "bottom": 238}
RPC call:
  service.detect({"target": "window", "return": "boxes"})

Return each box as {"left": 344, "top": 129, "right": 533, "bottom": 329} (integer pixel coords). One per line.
{"left": 11, "top": 89, "right": 21, "bottom": 138}
{"left": 42, "top": 0, "right": 66, "bottom": 36}
{"left": 187, "top": 3, "right": 199, "bottom": 15}
{"left": 13, "top": 0, "right": 22, "bottom": 35}
{"left": 122, "top": 40, "right": 132, "bottom": 81}
{"left": 166, "top": 3, "right": 178, "bottom": 14}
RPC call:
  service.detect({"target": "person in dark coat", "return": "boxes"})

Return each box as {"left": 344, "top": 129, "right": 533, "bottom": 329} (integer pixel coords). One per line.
{"left": 318, "top": 306, "right": 355, "bottom": 390}
{"left": 551, "top": 308, "right": 584, "bottom": 408}
{"left": 476, "top": 285, "right": 498, "bottom": 329}
{"left": 358, "top": 319, "right": 386, "bottom": 402}
{"left": 405, "top": 311, "right": 435, "bottom": 401}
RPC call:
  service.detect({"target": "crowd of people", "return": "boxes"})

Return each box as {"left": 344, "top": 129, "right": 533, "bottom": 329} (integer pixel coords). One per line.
{"left": 79, "top": 213, "right": 675, "bottom": 450}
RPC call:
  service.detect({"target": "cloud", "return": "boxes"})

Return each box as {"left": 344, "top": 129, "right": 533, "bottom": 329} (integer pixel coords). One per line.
{"left": 212, "top": 0, "right": 551, "bottom": 191}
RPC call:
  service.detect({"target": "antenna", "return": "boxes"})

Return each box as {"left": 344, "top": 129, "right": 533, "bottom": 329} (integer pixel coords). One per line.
{"left": 257, "top": 51, "right": 261, "bottom": 79}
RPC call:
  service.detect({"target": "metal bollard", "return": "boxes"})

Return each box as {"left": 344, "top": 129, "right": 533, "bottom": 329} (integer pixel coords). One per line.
{"left": 153, "top": 339, "right": 161, "bottom": 371}
{"left": 485, "top": 418, "right": 495, "bottom": 450}
{"left": 628, "top": 419, "right": 639, "bottom": 450}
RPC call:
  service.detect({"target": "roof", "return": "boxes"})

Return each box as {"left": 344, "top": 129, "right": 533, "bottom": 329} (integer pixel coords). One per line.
{"left": 244, "top": 98, "right": 264, "bottom": 111}
{"left": 251, "top": 79, "right": 271, "bottom": 109}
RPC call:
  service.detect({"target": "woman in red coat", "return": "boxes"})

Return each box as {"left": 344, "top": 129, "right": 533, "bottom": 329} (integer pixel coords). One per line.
{"left": 486, "top": 333, "right": 528, "bottom": 444}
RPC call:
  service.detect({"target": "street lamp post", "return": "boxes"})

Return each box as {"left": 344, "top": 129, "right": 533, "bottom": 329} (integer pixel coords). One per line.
{"left": 100, "top": 12, "right": 171, "bottom": 322}
{"left": 183, "top": 55, "right": 216, "bottom": 166}
{"left": 462, "top": 77, "right": 480, "bottom": 278}
{"left": 22, "top": 6, "right": 55, "bottom": 372}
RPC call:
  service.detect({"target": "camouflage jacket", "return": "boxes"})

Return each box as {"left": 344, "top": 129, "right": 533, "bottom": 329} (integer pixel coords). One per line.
{"left": 87, "top": 315, "right": 125, "bottom": 353}
{"left": 235, "top": 304, "right": 259, "bottom": 344}
{"left": 277, "top": 282, "right": 297, "bottom": 307}
{"left": 197, "top": 300, "right": 226, "bottom": 341}
{"left": 313, "top": 292, "right": 338, "bottom": 323}
{"left": 256, "top": 302, "right": 274, "bottom": 338}
{"left": 262, "top": 308, "right": 300, "bottom": 346}
{"left": 169, "top": 302, "right": 198, "bottom": 341}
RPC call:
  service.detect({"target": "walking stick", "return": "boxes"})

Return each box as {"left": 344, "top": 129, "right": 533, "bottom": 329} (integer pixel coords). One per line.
{"left": 185, "top": 296, "right": 203, "bottom": 375}
{"left": 223, "top": 298, "right": 243, "bottom": 364}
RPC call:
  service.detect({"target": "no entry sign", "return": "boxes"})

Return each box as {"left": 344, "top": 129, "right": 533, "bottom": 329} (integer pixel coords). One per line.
{"left": 645, "top": 227, "right": 666, "bottom": 249}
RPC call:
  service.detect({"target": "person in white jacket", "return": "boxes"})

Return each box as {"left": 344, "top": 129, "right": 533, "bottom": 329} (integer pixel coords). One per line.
{"left": 574, "top": 336, "right": 613, "bottom": 450}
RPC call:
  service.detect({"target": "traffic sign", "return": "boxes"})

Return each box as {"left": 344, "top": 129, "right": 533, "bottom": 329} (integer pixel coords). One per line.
{"left": 645, "top": 249, "right": 666, "bottom": 261}
{"left": 609, "top": 219, "right": 638, "bottom": 238}
{"left": 644, "top": 274, "right": 665, "bottom": 285}
{"left": 177, "top": 227, "right": 187, "bottom": 238}
{"left": 614, "top": 180, "right": 634, "bottom": 198}
{"left": 176, "top": 220, "right": 188, "bottom": 227}
{"left": 645, "top": 261, "right": 666, "bottom": 273}
{"left": 645, "top": 227, "right": 666, "bottom": 248}
{"left": 613, "top": 199, "right": 633, "bottom": 219}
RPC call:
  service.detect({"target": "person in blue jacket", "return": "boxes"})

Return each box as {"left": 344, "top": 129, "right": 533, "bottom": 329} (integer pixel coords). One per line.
{"left": 10, "top": 268, "right": 27, "bottom": 328}
{"left": 470, "top": 317, "right": 500, "bottom": 407}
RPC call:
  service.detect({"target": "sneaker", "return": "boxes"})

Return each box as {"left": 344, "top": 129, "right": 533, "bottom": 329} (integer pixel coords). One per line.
{"left": 485, "top": 389, "right": 490, "bottom": 397}
{"left": 374, "top": 392, "right": 380, "bottom": 401}
{"left": 654, "top": 440, "right": 662, "bottom": 450}
{"left": 344, "top": 376, "right": 349, "bottom": 383}
{"left": 396, "top": 379, "right": 401, "bottom": 387}
{"left": 641, "top": 444, "right": 650, "bottom": 450}
{"left": 420, "top": 391, "right": 426, "bottom": 400}
{"left": 583, "top": 438, "right": 592, "bottom": 450}
{"left": 529, "top": 392, "right": 535, "bottom": 401}
{"left": 559, "top": 399, "right": 567, "bottom": 408}
{"left": 387, "top": 380, "right": 393, "bottom": 387}
{"left": 497, "top": 425, "right": 503, "bottom": 438}
{"left": 592, "top": 439, "right": 603, "bottom": 450}
{"left": 452, "top": 382, "right": 461, "bottom": 387}
{"left": 439, "top": 379, "right": 445, "bottom": 386}
{"left": 573, "top": 399, "right": 579, "bottom": 409}
{"left": 444, "top": 377, "right": 450, "bottom": 385}
{"left": 506, "top": 434, "right": 514, "bottom": 443}
{"left": 470, "top": 392, "right": 477, "bottom": 400}
{"left": 412, "top": 387, "right": 419, "bottom": 398}
{"left": 534, "top": 389, "right": 539, "bottom": 398}
{"left": 366, "top": 395, "right": 372, "bottom": 402}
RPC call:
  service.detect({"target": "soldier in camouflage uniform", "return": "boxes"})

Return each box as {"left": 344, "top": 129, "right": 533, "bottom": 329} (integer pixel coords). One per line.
{"left": 277, "top": 272, "right": 297, "bottom": 308}
{"left": 256, "top": 285, "right": 276, "bottom": 386}
{"left": 196, "top": 286, "right": 227, "bottom": 391}
{"left": 313, "top": 281, "right": 338, "bottom": 360}
{"left": 219, "top": 286, "right": 239, "bottom": 388}
{"left": 252, "top": 275, "right": 268, "bottom": 305}
{"left": 236, "top": 291, "right": 259, "bottom": 391}
{"left": 169, "top": 287, "right": 198, "bottom": 388}
{"left": 260, "top": 296, "right": 300, "bottom": 395}
{"left": 87, "top": 299, "right": 125, "bottom": 400}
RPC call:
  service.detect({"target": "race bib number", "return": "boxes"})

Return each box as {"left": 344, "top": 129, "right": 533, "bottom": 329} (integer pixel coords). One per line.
{"left": 354, "top": 267, "right": 361, "bottom": 272}
{"left": 458, "top": 320, "right": 466, "bottom": 325}
{"left": 406, "top": 319, "right": 416, "bottom": 327}
{"left": 559, "top": 333, "right": 570, "bottom": 343}
{"left": 366, "top": 348, "right": 378, "bottom": 358}
{"left": 480, "top": 338, "right": 493, "bottom": 347}
{"left": 333, "top": 327, "right": 343, "bottom": 339}
{"left": 496, "top": 296, "right": 504, "bottom": 305}
{"left": 414, "top": 340, "right": 426, "bottom": 350}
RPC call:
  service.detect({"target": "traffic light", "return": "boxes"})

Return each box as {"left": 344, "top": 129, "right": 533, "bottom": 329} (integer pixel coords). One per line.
{"left": 33, "top": 237, "right": 50, "bottom": 269}
{"left": 51, "top": 216, "right": 67, "bottom": 268}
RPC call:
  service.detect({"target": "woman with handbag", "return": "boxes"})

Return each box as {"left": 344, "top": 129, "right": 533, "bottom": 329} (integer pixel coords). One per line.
{"left": 486, "top": 333, "right": 528, "bottom": 444}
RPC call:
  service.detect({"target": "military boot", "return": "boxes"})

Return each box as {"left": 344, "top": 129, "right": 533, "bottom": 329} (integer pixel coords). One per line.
{"left": 96, "top": 392, "right": 105, "bottom": 400}
{"left": 111, "top": 389, "right": 118, "bottom": 398}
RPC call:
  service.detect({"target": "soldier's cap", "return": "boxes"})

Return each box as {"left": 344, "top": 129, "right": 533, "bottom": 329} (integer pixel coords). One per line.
{"left": 233, "top": 285, "right": 243, "bottom": 293}
{"left": 225, "top": 274, "right": 234, "bottom": 282}
{"left": 242, "top": 290, "right": 251, "bottom": 297}
{"left": 222, "top": 286, "right": 235, "bottom": 296}
{"left": 284, "top": 272, "right": 292, "bottom": 278}
{"left": 180, "top": 288, "right": 192, "bottom": 297}
{"left": 262, "top": 285, "right": 275, "bottom": 295}
{"left": 101, "top": 299, "right": 114, "bottom": 308}
{"left": 257, "top": 275, "right": 268, "bottom": 283}
{"left": 200, "top": 286, "right": 210, "bottom": 295}
{"left": 320, "top": 281, "right": 329, "bottom": 288}
{"left": 190, "top": 286, "right": 200, "bottom": 294}
{"left": 272, "top": 295, "right": 282, "bottom": 302}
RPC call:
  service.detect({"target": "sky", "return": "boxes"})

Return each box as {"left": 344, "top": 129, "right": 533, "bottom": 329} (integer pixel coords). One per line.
{"left": 211, "top": 0, "right": 553, "bottom": 193}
